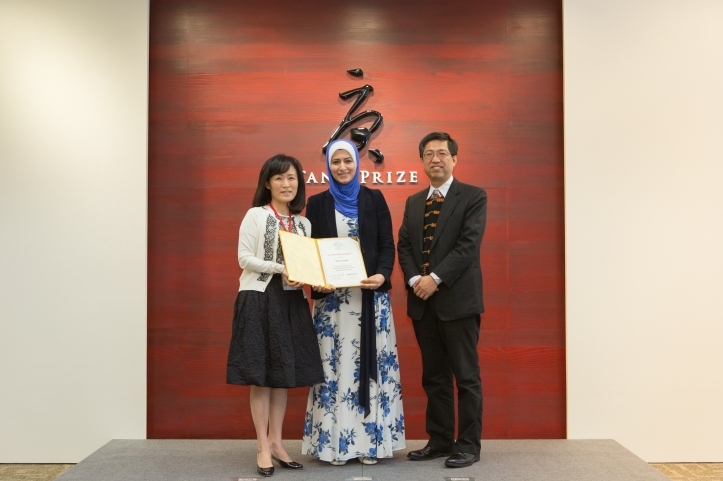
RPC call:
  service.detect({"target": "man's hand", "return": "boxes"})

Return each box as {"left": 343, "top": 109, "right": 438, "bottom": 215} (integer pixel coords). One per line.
{"left": 413, "top": 275, "right": 439, "bottom": 300}
{"left": 282, "top": 269, "right": 304, "bottom": 289}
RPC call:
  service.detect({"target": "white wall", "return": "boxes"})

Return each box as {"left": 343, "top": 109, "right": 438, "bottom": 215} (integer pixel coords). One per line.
{"left": 565, "top": 0, "right": 723, "bottom": 462}
{"left": 1, "top": 0, "right": 721, "bottom": 465}
{"left": 0, "top": 0, "right": 148, "bottom": 462}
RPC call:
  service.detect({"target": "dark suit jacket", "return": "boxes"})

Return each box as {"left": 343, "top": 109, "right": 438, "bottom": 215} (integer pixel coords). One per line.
{"left": 306, "top": 186, "right": 395, "bottom": 300}
{"left": 397, "top": 178, "right": 487, "bottom": 320}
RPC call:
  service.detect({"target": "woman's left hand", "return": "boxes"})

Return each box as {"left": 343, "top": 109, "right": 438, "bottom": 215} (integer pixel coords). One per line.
{"left": 360, "top": 274, "right": 385, "bottom": 290}
{"left": 282, "top": 268, "right": 305, "bottom": 289}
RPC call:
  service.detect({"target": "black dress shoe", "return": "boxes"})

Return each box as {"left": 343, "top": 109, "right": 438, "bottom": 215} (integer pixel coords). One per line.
{"left": 445, "top": 452, "right": 480, "bottom": 468}
{"left": 407, "top": 445, "right": 454, "bottom": 461}
{"left": 257, "top": 464, "right": 274, "bottom": 477}
{"left": 271, "top": 454, "right": 303, "bottom": 469}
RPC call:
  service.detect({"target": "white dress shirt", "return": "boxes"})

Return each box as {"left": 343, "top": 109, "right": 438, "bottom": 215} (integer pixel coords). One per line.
{"left": 408, "top": 175, "right": 454, "bottom": 288}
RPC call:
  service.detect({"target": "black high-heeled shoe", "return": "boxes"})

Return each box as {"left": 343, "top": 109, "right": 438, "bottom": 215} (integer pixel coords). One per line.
{"left": 257, "top": 464, "right": 274, "bottom": 477}
{"left": 271, "top": 453, "right": 303, "bottom": 469}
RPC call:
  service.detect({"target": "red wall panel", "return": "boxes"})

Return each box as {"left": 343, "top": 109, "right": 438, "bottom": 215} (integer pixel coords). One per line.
{"left": 149, "top": 0, "right": 565, "bottom": 440}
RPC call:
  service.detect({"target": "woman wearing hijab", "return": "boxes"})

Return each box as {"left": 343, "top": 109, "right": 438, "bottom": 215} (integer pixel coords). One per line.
{"left": 227, "top": 154, "right": 324, "bottom": 477}
{"left": 301, "top": 139, "right": 406, "bottom": 465}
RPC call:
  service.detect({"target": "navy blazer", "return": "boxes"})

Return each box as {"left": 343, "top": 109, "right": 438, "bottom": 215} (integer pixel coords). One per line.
{"left": 305, "top": 186, "right": 395, "bottom": 300}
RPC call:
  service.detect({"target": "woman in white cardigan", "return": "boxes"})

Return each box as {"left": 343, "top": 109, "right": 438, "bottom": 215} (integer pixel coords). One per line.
{"left": 226, "top": 154, "right": 323, "bottom": 477}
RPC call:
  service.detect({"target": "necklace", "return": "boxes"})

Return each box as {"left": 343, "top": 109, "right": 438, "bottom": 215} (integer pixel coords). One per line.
{"left": 268, "top": 203, "right": 294, "bottom": 232}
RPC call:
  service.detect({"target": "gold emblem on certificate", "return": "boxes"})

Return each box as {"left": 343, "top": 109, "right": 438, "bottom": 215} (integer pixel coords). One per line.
{"left": 278, "top": 231, "right": 367, "bottom": 288}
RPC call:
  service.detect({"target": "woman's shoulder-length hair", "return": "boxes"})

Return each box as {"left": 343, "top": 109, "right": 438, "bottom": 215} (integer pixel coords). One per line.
{"left": 251, "top": 154, "right": 306, "bottom": 214}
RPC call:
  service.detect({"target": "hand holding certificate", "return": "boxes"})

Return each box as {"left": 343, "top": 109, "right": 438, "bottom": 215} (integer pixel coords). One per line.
{"left": 279, "top": 231, "right": 368, "bottom": 288}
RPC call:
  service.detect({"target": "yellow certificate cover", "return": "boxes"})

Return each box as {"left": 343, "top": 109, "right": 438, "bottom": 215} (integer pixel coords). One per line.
{"left": 279, "top": 231, "right": 367, "bottom": 288}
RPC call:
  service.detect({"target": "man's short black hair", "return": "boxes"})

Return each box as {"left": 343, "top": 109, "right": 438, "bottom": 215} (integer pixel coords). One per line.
{"left": 252, "top": 154, "right": 306, "bottom": 214}
{"left": 418, "top": 132, "right": 458, "bottom": 157}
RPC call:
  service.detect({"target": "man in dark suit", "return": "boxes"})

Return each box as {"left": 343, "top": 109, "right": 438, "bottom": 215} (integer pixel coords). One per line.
{"left": 398, "top": 132, "right": 487, "bottom": 468}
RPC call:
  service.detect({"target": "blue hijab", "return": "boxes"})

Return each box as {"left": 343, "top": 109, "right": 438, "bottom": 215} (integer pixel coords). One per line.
{"left": 326, "top": 139, "right": 360, "bottom": 218}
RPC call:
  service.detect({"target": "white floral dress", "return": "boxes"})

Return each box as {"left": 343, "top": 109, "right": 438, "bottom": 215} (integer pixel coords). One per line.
{"left": 302, "top": 211, "right": 406, "bottom": 462}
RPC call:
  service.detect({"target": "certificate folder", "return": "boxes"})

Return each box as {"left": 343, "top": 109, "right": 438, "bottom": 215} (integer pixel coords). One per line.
{"left": 279, "top": 231, "right": 367, "bottom": 288}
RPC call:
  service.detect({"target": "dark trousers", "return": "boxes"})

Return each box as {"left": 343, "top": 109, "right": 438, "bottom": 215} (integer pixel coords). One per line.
{"left": 412, "top": 297, "right": 482, "bottom": 455}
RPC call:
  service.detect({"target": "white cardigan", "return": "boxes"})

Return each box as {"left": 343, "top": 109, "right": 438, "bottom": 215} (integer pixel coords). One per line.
{"left": 237, "top": 205, "right": 311, "bottom": 292}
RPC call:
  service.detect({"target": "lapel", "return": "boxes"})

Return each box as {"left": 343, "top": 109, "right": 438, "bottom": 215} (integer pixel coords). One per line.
{"left": 356, "top": 186, "right": 367, "bottom": 235}
{"left": 410, "top": 189, "right": 427, "bottom": 255}
{"left": 430, "top": 178, "right": 461, "bottom": 251}
{"left": 324, "top": 191, "right": 339, "bottom": 237}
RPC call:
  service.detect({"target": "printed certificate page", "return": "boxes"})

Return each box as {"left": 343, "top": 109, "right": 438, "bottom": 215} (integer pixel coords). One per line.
{"left": 316, "top": 237, "right": 367, "bottom": 288}
{"left": 278, "top": 231, "right": 325, "bottom": 287}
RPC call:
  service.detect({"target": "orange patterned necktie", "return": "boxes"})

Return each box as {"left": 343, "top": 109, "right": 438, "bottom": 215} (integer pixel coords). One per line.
{"left": 422, "top": 189, "right": 445, "bottom": 274}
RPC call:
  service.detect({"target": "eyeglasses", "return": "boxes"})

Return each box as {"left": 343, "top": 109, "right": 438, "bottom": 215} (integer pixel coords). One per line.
{"left": 422, "top": 150, "right": 452, "bottom": 161}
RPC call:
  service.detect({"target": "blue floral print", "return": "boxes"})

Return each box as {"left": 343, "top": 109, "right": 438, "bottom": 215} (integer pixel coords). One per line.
{"left": 345, "top": 216, "right": 359, "bottom": 238}
{"left": 338, "top": 428, "right": 356, "bottom": 455}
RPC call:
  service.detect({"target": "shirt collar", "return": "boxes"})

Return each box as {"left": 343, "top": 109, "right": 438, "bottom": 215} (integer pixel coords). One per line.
{"left": 426, "top": 175, "right": 454, "bottom": 199}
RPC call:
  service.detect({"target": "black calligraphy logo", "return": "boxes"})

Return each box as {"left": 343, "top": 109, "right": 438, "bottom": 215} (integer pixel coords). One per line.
{"left": 322, "top": 70, "right": 384, "bottom": 163}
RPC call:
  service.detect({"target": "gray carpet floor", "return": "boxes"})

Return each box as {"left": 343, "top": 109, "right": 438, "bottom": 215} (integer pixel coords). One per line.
{"left": 55, "top": 439, "right": 669, "bottom": 481}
